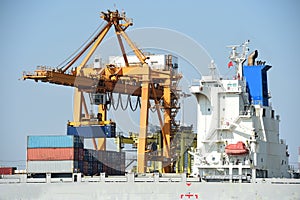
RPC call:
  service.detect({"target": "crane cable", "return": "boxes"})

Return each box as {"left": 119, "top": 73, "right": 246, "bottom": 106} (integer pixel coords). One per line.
{"left": 149, "top": 101, "right": 157, "bottom": 113}
{"left": 119, "top": 94, "right": 129, "bottom": 110}
{"left": 55, "top": 21, "right": 105, "bottom": 70}
{"left": 106, "top": 92, "right": 112, "bottom": 111}
{"left": 106, "top": 92, "right": 141, "bottom": 111}
{"left": 111, "top": 93, "right": 120, "bottom": 110}
{"left": 129, "top": 95, "right": 140, "bottom": 111}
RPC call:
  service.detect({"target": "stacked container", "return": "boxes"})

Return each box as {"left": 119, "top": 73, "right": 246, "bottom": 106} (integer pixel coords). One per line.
{"left": 83, "top": 149, "right": 99, "bottom": 175}
{"left": 83, "top": 149, "right": 125, "bottom": 176}
{"left": 26, "top": 135, "right": 125, "bottom": 175}
{"left": 27, "top": 135, "right": 84, "bottom": 173}
{"left": 97, "top": 150, "right": 125, "bottom": 175}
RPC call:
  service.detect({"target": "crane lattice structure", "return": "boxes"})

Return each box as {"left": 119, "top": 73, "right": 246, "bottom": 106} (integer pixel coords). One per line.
{"left": 23, "top": 10, "right": 182, "bottom": 173}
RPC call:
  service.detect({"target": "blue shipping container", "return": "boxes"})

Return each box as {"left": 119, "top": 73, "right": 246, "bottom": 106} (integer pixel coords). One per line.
{"left": 67, "top": 125, "right": 116, "bottom": 138}
{"left": 27, "top": 135, "right": 83, "bottom": 148}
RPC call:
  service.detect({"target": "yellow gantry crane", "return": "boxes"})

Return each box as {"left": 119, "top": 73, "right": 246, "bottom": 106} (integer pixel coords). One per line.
{"left": 23, "top": 10, "right": 181, "bottom": 173}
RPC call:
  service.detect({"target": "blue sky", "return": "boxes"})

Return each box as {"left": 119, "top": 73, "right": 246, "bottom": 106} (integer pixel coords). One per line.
{"left": 0, "top": 0, "right": 299, "bottom": 169}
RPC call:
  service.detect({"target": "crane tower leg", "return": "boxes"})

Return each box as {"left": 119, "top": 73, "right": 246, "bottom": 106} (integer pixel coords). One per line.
{"left": 137, "top": 65, "right": 150, "bottom": 173}
{"left": 163, "top": 85, "right": 172, "bottom": 173}
{"left": 73, "top": 88, "right": 83, "bottom": 122}
{"left": 98, "top": 104, "right": 106, "bottom": 151}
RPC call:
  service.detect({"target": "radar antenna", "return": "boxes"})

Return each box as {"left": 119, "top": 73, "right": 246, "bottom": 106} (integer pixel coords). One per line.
{"left": 227, "top": 40, "right": 250, "bottom": 79}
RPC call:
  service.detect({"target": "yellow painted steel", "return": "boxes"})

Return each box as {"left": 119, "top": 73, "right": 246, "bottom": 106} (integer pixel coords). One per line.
{"left": 73, "top": 88, "right": 83, "bottom": 122}
{"left": 77, "top": 23, "right": 112, "bottom": 71}
{"left": 98, "top": 138, "right": 106, "bottom": 151}
{"left": 98, "top": 104, "right": 107, "bottom": 150}
{"left": 81, "top": 92, "right": 90, "bottom": 119}
{"left": 115, "top": 27, "right": 147, "bottom": 64}
{"left": 115, "top": 32, "right": 129, "bottom": 67}
{"left": 162, "top": 82, "right": 172, "bottom": 173}
{"left": 73, "top": 90, "right": 90, "bottom": 125}
{"left": 137, "top": 64, "right": 150, "bottom": 173}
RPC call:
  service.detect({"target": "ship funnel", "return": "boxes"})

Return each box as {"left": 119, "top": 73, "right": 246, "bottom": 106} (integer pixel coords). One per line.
{"left": 247, "top": 50, "right": 258, "bottom": 66}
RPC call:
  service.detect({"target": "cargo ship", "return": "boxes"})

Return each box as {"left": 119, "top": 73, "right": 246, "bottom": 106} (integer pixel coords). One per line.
{"left": 1, "top": 10, "right": 300, "bottom": 200}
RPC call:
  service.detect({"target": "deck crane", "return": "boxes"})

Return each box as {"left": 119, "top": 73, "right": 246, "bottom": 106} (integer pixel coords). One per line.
{"left": 22, "top": 10, "right": 181, "bottom": 173}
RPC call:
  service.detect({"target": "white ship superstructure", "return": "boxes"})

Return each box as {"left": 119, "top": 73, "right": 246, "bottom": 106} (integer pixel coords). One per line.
{"left": 190, "top": 41, "right": 290, "bottom": 181}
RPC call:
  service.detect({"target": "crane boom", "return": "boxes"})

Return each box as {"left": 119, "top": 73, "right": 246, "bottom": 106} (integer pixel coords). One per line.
{"left": 22, "top": 10, "right": 182, "bottom": 173}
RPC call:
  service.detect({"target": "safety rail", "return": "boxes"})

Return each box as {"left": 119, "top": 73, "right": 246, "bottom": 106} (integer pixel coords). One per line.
{"left": 2, "top": 173, "right": 300, "bottom": 184}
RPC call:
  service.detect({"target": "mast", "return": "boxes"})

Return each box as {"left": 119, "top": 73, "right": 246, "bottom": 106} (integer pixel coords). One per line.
{"left": 227, "top": 40, "right": 250, "bottom": 79}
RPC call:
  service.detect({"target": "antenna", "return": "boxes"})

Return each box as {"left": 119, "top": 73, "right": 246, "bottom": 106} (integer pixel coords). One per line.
{"left": 209, "top": 60, "right": 217, "bottom": 80}
{"left": 227, "top": 40, "right": 250, "bottom": 79}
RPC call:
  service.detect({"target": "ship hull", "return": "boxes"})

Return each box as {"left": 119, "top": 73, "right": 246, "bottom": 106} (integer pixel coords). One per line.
{"left": 1, "top": 181, "right": 299, "bottom": 200}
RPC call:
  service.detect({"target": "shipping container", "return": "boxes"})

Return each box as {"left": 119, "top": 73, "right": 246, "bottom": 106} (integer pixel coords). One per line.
{"left": 84, "top": 149, "right": 98, "bottom": 162}
{"left": 67, "top": 124, "right": 116, "bottom": 138}
{"left": 78, "top": 161, "right": 84, "bottom": 173}
{"left": 27, "top": 135, "right": 83, "bottom": 148}
{"left": 80, "top": 149, "right": 125, "bottom": 175}
{"left": 79, "top": 148, "right": 84, "bottom": 161}
{"left": 97, "top": 161, "right": 103, "bottom": 172}
{"left": 0, "top": 167, "right": 16, "bottom": 175}
{"left": 101, "top": 164, "right": 124, "bottom": 175}
{"left": 82, "top": 161, "right": 93, "bottom": 176}
{"left": 102, "top": 165, "right": 111, "bottom": 175}
{"left": 84, "top": 149, "right": 92, "bottom": 162}
{"left": 92, "top": 162, "right": 98, "bottom": 175}
{"left": 97, "top": 150, "right": 125, "bottom": 163}
{"left": 81, "top": 149, "right": 126, "bottom": 175}
{"left": 27, "top": 160, "right": 82, "bottom": 173}
{"left": 97, "top": 150, "right": 125, "bottom": 175}
{"left": 27, "top": 148, "right": 83, "bottom": 161}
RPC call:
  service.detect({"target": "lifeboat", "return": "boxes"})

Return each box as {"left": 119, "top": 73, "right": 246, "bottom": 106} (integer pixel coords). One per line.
{"left": 225, "top": 141, "right": 248, "bottom": 155}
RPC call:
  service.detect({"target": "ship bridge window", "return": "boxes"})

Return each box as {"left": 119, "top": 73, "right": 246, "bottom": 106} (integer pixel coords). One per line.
{"left": 262, "top": 109, "right": 266, "bottom": 117}
{"left": 271, "top": 110, "right": 275, "bottom": 119}
{"left": 261, "top": 158, "right": 264, "bottom": 162}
